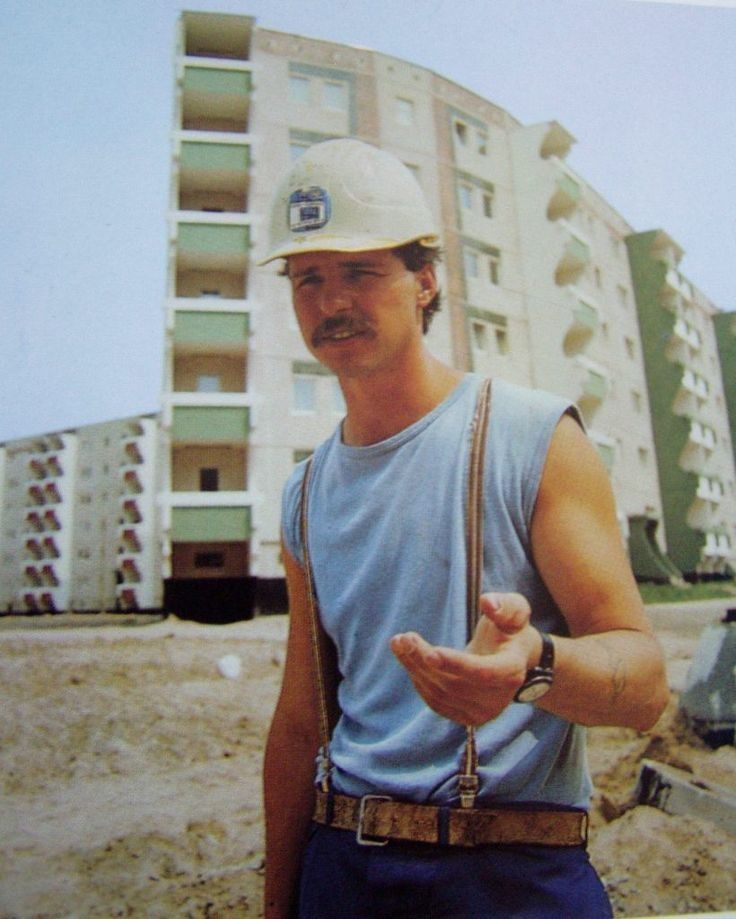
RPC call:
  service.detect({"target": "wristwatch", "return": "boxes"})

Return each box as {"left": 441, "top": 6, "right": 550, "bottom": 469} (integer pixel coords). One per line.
{"left": 513, "top": 630, "right": 555, "bottom": 703}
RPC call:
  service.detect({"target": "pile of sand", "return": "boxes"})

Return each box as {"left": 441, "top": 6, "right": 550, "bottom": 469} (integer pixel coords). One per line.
{"left": 0, "top": 611, "right": 734, "bottom": 917}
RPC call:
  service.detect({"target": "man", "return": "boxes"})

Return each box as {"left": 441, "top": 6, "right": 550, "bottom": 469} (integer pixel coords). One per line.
{"left": 261, "top": 139, "right": 668, "bottom": 918}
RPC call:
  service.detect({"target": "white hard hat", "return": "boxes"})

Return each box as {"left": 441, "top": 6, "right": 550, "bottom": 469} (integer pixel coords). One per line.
{"left": 258, "top": 139, "right": 439, "bottom": 265}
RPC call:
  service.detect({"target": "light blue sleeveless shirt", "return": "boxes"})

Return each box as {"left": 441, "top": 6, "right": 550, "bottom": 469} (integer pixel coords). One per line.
{"left": 282, "top": 374, "right": 591, "bottom": 808}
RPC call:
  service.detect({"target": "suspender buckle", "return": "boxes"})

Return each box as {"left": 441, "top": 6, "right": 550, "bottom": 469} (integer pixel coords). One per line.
{"left": 356, "top": 795, "right": 392, "bottom": 846}
{"left": 458, "top": 774, "right": 479, "bottom": 810}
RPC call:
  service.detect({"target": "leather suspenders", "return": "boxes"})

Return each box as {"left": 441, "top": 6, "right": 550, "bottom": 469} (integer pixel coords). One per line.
{"left": 298, "top": 378, "right": 493, "bottom": 807}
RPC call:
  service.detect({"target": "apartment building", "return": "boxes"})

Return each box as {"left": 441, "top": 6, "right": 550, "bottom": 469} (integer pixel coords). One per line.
{"left": 155, "top": 9, "right": 735, "bottom": 619}
{"left": 3, "top": 10, "right": 733, "bottom": 618}
{"left": 627, "top": 230, "right": 735, "bottom": 577}
{"left": 0, "top": 415, "right": 161, "bottom": 613}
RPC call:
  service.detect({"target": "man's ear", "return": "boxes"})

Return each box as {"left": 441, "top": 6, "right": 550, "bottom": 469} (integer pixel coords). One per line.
{"left": 415, "top": 263, "right": 437, "bottom": 308}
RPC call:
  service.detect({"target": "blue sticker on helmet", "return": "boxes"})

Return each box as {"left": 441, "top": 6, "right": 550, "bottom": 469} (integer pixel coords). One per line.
{"left": 289, "top": 187, "right": 331, "bottom": 233}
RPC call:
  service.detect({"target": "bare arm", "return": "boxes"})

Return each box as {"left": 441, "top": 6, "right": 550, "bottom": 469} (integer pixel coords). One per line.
{"left": 263, "top": 544, "right": 322, "bottom": 919}
{"left": 391, "top": 415, "right": 669, "bottom": 731}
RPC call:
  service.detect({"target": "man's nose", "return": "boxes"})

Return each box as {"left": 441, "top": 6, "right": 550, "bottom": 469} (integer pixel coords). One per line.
{"left": 319, "top": 281, "right": 352, "bottom": 315}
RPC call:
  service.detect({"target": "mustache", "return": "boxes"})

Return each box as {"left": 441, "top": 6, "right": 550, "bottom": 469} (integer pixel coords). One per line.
{"left": 311, "top": 314, "right": 372, "bottom": 347}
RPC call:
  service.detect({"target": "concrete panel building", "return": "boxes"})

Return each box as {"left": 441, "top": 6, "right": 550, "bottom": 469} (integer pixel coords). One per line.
{"left": 0, "top": 415, "right": 162, "bottom": 613}
{"left": 157, "top": 10, "right": 735, "bottom": 617}
{"left": 2, "top": 10, "right": 733, "bottom": 618}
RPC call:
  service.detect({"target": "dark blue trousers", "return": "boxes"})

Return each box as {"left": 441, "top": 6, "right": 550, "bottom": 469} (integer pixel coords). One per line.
{"left": 298, "top": 823, "right": 612, "bottom": 918}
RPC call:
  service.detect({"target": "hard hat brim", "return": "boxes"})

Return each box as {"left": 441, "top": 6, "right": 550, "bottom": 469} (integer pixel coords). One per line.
{"left": 257, "top": 233, "right": 440, "bottom": 266}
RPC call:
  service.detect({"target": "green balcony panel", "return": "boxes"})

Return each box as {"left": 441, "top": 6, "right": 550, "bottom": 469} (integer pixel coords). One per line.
{"left": 172, "top": 506, "right": 251, "bottom": 542}
{"left": 178, "top": 223, "right": 249, "bottom": 254}
{"left": 174, "top": 311, "right": 249, "bottom": 344}
{"left": 556, "top": 172, "right": 581, "bottom": 203}
{"left": 565, "top": 236, "right": 590, "bottom": 266}
{"left": 173, "top": 407, "right": 249, "bottom": 443}
{"left": 183, "top": 67, "right": 251, "bottom": 96}
{"left": 584, "top": 371, "right": 607, "bottom": 401}
{"left": 180, "top": 142, "right": 250, "bottom": 172}
{"left": 574, "top": 300, "right": 598, "bottom": 330}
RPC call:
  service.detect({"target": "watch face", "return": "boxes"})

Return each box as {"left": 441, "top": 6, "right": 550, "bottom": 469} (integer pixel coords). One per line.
{"left": 515, "top": 675, "right": 553, "bottom": 703}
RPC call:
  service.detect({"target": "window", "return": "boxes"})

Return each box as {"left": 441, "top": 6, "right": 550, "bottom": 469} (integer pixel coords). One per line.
{"left": 323, "top": 80, "right": 348, "bottom": 111}
{"left": 464, "top": 249, "right": 479, "bottom": 278}
{"left": 289, "top": 75, "right": 310, "bottom": 104}
{"left": 197, "top": 374, "right": 221, "bottom": 393}
{"left": 624, "top": 336, "right": 636, "bottom": 359}
{"left": 200, "top": 289, "right": 222, "bottom": 297}
{"left": 631, "top": 390, "right": 642, "bottom": 413}
{"left": 459, "top": 184, "right": 473, "bottom": 210}
{"left": 617, "top": 285, "right": 629, "bottom": 308}
{"left": 495, "top": 327, "right": 509, "bottom": 355}
{"left": 454, "top": 120, "right": 468, "bottom": 146}
{"left": 482, "top": 191, "right": 494, "bottom": 219}
{"left": 199, "top": 468, "right": 219, "bottom": 492}
{"left": 395, "top": 97, "right": 415, "bottom": 125}
{"left": 594, "top": 267, "right": 602, "bottom": 289}
{"left": 294, "top": 376, "right": 317, "bottom": 412}
{"left": 476, "top": 130, "right": 488, "bottom": 155}
{"left": 471, "top": 321, "right": 489, "bottom": 351}
{"left": 195, "top": 551, "right": 225, "bottom": 569}
{"left": 488, "top": 255, "right": 501, "bottom": 286}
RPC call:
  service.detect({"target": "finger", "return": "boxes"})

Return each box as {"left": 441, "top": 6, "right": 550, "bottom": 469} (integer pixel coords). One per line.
{"left": 480, "top": 592, "right": 531, "bottom": 634}
{"left": 390, "top": 632, "right": 443, "bottom": 670}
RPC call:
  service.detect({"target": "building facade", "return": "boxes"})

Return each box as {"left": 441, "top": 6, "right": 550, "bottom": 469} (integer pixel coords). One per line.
{"left": 2, "top": 10, "right": 734, "bottom": 616}
{"left": 0, "top": 415, "right": 161, "bottom": 613}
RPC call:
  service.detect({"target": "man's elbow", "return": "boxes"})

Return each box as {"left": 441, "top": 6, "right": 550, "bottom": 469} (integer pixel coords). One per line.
{"left": 632, "top": 661, "right": 670, "bottom": 732}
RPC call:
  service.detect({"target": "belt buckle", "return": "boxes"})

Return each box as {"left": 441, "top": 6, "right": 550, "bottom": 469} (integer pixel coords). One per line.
{"left": 356, "top": 795, "right": 392, "bottom": 847}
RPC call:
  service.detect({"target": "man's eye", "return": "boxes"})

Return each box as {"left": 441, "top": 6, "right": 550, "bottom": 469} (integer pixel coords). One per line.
{"left": 296, "top": 275, "right": 320, "bottom": 288}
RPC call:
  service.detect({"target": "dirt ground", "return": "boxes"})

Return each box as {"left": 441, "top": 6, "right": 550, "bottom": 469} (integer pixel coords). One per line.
{"left": 1, "top": 605, "right": 735, "bottom": 918}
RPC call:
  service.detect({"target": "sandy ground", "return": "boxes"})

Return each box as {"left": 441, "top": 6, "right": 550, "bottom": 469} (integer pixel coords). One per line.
{"left": 1, "top": 602, "right": 735, "bottom": 918}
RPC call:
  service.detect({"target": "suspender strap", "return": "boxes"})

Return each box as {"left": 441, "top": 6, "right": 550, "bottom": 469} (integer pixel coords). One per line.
{"left": 299, "top": 455, "right": 333, "bottom": 792}
{"left": 298, "top": 378, "right": 493, "bottom": 803}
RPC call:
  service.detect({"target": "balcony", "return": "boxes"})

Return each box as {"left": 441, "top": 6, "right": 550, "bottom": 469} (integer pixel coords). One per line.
{"left": 666, "top": 316, "right": 701, "bottom": 364}
{"left": 562, "top": 292, "right": 598, "bottom": 356}
{"left": 122, "top": 500, "right": 143, "bottom": 525}
{"left": 181, "top": 62, "right": 252, "bottom": 133}
{"left": 120, "top": 559, "right": 142, "bottom": 584}
{"left": 121, "top": 528, "right": 143, "bottom": 553}
{"left": 170, "top": 404, "right": 250, "bottom": 446}
{"left": 182, "top": 12, "right": 253, "bottom": 62}
{"left": 178, "top": 137, "right": 251, "bottom": 213}
{"left": 547, "top": 168, "right": 582, "bottom": 221}
{"left": 575, "top": 357, "right": 609, "bottom": 424}
{"left": 123, "top": 470, "right": 144, "bottom": 494}
{"left": 123, "top": 442, "right": 144, "bottom": 465}
{"left": 554, "top": 225, "right": 591, "bottom": 286}
{"left": 696, "top": 476, "right": 723, "bottom": 505}
{"left": 664, "top": 268, "right": 693, "bottom": 303}
{"left": 172, "top": 309, "right": 249, "bottom": 359}
{"left": 175, "top": 221, "right": 250, "bottom": 275}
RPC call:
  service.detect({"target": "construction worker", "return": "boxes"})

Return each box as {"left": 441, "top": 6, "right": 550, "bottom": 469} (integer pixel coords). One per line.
{"left": 261, "top": 138, "right": 668, "bottom": 918}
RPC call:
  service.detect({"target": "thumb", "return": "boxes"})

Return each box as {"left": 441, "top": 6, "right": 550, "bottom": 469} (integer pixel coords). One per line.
{"left": 480, "top": 592, "right": 531, "bottom": 636}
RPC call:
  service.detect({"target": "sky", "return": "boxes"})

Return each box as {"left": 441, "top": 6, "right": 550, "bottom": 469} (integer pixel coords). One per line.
{"left": 2, "top": 0, "right": 735, "bottom": 442}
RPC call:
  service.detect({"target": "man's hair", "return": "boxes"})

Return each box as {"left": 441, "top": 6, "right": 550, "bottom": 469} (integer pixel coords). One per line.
{"left": 393, "top": 241, "right": 443, "bottom": 334}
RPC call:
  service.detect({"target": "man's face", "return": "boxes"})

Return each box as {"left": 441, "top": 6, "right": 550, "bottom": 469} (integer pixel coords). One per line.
{"left": 286, "top": 248, "right": 436, "bottom": 378}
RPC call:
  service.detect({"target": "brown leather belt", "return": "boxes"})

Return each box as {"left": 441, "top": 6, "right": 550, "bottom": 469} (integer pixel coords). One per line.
{"left": 313, "top": 790, "right": 588, "bottom": 848}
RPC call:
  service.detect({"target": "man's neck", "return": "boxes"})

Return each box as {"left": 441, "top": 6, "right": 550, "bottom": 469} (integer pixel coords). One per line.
{"left": 338, "top": 353, "right": 464, "bottom": 447}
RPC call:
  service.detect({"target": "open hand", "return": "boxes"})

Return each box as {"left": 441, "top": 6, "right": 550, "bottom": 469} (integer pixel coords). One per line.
{"left": 390, "top": 592, "right": 541, "bottom": 725}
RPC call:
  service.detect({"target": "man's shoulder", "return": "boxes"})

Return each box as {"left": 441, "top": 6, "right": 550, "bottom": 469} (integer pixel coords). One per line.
{"left": 489, "top": 378, "right": 577, "bottom": 426}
